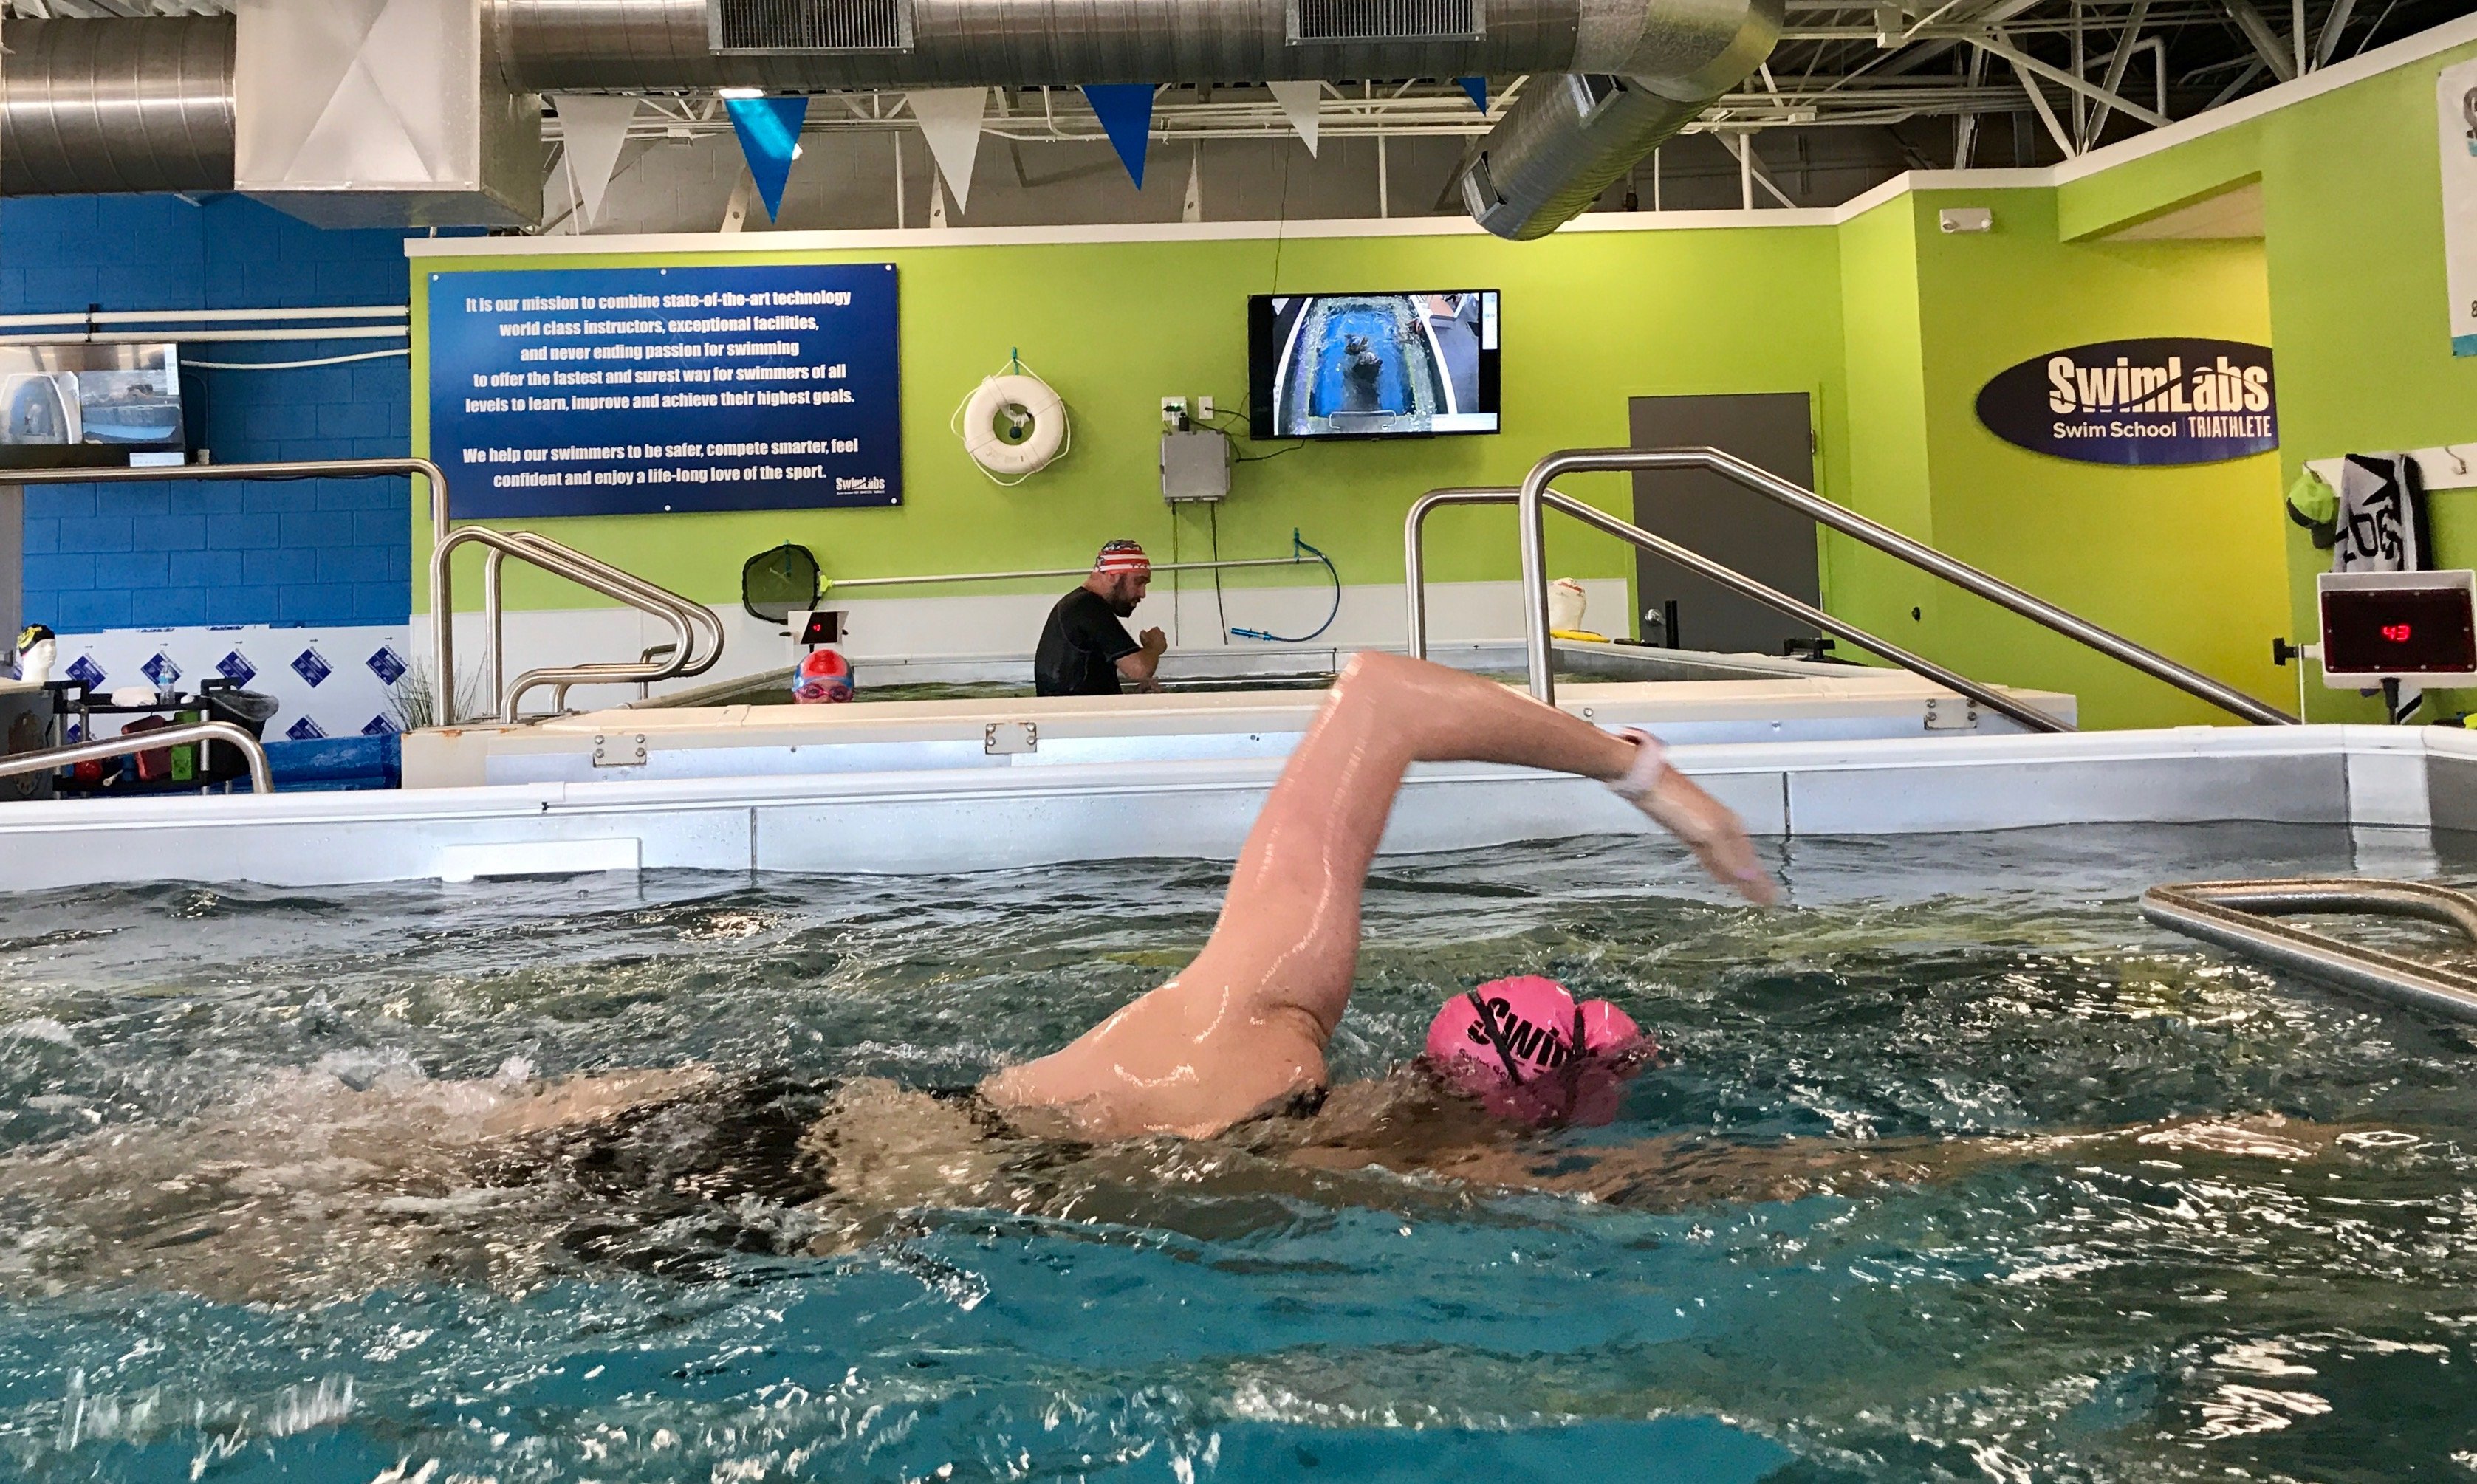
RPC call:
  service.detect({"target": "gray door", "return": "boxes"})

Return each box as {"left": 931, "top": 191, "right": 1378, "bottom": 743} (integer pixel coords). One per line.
{"left": 1628, "top": 394, "right": 1818, "bottom": 655}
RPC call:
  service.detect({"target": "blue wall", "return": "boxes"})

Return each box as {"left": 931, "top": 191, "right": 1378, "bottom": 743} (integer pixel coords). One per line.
{"left": 4, "top": 194, "right": 417, "bottom": 633}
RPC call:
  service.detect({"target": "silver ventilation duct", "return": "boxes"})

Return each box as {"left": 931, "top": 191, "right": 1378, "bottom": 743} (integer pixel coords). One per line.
{"left": 489, "top": 0, "right": 1775, "bottom": 238}
{"left": 1462, "top": 0, "right": 1781, "bottom": 239}
{"left": 485, "top": 0, "right": 1772, "bottom": 97}
{"left": 0, "top": 0, "right": 1773, "bottom": 238}
{"left": 0, "top": 18, "right": 236, "bottom": 196}
{"left": 492, "top": 0, "right": 1556, "bottom": 89}
{"left": 1458, "top": 73, "right": 1707, "bottom": 239}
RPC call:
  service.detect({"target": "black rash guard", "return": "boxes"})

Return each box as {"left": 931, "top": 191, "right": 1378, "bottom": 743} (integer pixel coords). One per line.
{"left": 1034, "top": 586, "right": 1141, "bottom": 697}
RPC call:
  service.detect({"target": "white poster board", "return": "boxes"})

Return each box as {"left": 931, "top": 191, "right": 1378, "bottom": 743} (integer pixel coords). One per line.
{"left": 2443, "top": 58, "right": 2477, "bottom": 356}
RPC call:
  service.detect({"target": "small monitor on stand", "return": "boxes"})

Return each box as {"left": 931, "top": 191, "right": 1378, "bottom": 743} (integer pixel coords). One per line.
{"left": 795, "top": 610, "right": 846, "bottom": 647}
{"left": 2317, "top": 569, "right": 2477, "bottom": 718}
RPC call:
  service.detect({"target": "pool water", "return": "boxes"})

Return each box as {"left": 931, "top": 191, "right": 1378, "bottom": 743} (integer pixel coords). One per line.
{"left": 5, "top": 822, "right": 2477, "bottom": 1480}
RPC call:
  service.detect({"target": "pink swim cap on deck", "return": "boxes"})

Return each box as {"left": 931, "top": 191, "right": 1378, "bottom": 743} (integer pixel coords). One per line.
{"left": 1425, "top": 975, "right": 1651, "bottom": 1125}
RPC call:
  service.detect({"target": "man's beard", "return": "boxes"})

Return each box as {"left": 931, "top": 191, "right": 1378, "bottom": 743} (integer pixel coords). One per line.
{"left": 1109, "top": 597, "right": 1137, "bottom": 617}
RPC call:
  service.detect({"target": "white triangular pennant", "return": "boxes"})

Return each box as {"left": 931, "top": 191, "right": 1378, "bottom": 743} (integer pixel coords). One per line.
{"left": 552, "top": 95, "right": 638, "bottom": 227}
{"left": 1267, "top": 80, "right": 1322, "bottom": 157}
{"left": 908, "top": 87, "right": 990, "bottom": 213}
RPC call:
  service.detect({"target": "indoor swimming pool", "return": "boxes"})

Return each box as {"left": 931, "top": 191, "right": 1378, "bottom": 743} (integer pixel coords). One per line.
{"left": 3, "top": 820, "right": 2473, "bottom": 1480}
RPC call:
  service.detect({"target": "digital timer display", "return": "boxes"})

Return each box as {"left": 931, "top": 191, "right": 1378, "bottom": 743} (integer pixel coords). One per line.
{"left": 2322, "top": 586, "right": 2477, "bottom": 676}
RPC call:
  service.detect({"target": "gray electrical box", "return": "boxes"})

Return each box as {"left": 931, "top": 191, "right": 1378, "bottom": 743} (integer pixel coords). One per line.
{"left": 1160, "top": 430, "right": 1232, "bottom": 504}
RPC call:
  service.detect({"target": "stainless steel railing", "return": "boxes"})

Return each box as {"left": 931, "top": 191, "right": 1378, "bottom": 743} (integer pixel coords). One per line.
{"left": 1500, "top": 447, "right": 2295, "bottom": 724}
{"left": 1, "top": 456, "right": 722, "bottom": 728}
{"left": 2142, "top": 878, "right": 2477, "bottom": 1022}
{"left": 1405, "top": 486, "right": 2071, "bottom": 733}
{"left": 0, "top": 720, "right": 273, "bottom": 794}
{"left": 436, "top": 526, "right": 723, "bottom": 722}
{"left": 823, "top": 554, "right": 1312, "bottom": 591}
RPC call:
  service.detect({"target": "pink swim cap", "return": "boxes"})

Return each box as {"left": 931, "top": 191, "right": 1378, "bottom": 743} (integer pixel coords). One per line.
{"left": 793, "top": 648, "right": 855, "bottom": 704}
{"left": 1425, "top": 975, "right": 1651, "bottom": 1125}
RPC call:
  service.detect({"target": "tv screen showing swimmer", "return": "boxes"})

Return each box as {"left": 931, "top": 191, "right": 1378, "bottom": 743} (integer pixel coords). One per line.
{"left": 0, "top": 342, "right": 185, "bottom": 466}
{"left": 1249, "top": 290, "right": 1500, "bottom": 439}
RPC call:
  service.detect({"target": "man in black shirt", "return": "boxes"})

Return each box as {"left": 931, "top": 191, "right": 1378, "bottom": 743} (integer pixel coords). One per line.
{"left": 1034, "top": 539, "right": 1168, "bottom": 697}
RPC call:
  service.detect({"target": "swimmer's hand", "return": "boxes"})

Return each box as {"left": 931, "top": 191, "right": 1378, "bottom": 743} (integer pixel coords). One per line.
{"left": 1610, "top": 730, "right": 1778, "bottom": 905}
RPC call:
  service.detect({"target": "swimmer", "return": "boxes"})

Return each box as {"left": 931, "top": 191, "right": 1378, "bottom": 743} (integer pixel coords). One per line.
{"left": 982, "top": 650, "right": 1775, "bottom": 1141}
{"left": 791, "top": 645, "right": 855, "bottom": 703}
{"left": 0, "top": 654, "right": 2384, "bottom": 1304}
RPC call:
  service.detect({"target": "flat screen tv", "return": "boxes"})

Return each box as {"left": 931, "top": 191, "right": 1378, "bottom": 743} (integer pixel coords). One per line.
{"left": 0, "top": 342, "right": 185, "bottom": 468}
{"left": 1249, "top": 291, "right": 1499, "bottom": 439}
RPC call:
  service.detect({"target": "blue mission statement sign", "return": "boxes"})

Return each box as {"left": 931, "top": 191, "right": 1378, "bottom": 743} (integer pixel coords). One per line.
{"left": 427, "top": 262, "right": 901, "bottom": 517}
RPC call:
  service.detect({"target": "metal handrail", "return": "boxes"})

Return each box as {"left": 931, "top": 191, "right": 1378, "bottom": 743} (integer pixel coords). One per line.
{"left": 0, "top": 721, "right": 273, "bottom": 795}
{"left": 0, "top": 456, "right": 718, "bottom": 727}
{"left": 485, "top": 531, "right": 722, "bottom": 714}
{"left": 823, "top": 554, "right": 1312, "bottom": 591}
{"left": 2142, "top": 878, "right": 2477, "bottom": 1022}
{"left": 1507, "top": 447, "right": 2296, "bottom": 724}
{"left": 436, "top": 526, "right": 722, "bottom": 723}
{"left": 1406, "top": 486, "right": 2069, "bottom": 732}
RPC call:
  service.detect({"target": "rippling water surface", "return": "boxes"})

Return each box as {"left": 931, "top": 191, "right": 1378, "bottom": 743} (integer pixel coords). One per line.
{"left": 5, "top": 822, "right": 2477, "bottom": 1481}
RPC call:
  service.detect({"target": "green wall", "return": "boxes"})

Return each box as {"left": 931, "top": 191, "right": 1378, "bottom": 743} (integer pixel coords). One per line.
{"left": 1906, "top": 188, "right": 2285, "bottom": 729}
{"left": 2060, "top": 30, "right": 2477, "bottom": 720}
{"left": 1811, "top": 187, "right": 2286, "bottom": 729}
{"left": 413, "top": 227, "right": 1851, "bottom": 624}
{"left": 419, "top": 32, "right": 2477, "bottom": 729}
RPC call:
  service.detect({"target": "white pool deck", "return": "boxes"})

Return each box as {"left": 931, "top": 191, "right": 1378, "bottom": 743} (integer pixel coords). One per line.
{"left": 401, "top": 666, "right": 2075, "bottom": 789}
{"left": 0, "top": 702, "right": 2463, "bottom": 890}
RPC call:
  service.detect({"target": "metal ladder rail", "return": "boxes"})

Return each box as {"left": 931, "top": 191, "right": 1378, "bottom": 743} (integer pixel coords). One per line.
{"left": 2142, "top": 878, "right": 2477, "bottom": 1022}
{"left": 1508, "top": 447, "right": 2297, "bottom": 723}
{"left": 1405, "top": 485, "right": 2071, "bottom": 733}
{"left": 0, "top": 721, "right": 273, "bottom": 795}
{"left": 436, "top": 526, "right": 722, "bottom": 722}
{"left": 0, "top": 456, "right": 723, "bottom": 727}
{"left": 485, "top": 532, "right": 723, "bottom": 715}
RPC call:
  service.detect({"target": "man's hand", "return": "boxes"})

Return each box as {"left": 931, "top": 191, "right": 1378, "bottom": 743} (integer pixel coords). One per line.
{"left": 1140, "top": 627, "right": 1168, "bottom": 657}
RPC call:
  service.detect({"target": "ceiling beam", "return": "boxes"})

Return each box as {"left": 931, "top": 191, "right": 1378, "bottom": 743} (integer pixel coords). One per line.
{"left": 2011, "top": 58, "right": 2080, "bottom": 155}
{"left": 2082, "top": 0, "right": 2152, "bottom": 145}
{"left": 2218, "top": 0, "right": 2300, "bottom": 80}
{"left": 2311, "top": 0, "right": 2360, "bottom": 68}
{"left": 1967, "top": 25, "right": 2171, "bottom": 126}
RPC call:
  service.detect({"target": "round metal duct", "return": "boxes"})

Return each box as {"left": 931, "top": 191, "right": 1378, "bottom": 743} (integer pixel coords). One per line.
{"left": 1, "top": 17, "right": 237, "bottom": 196}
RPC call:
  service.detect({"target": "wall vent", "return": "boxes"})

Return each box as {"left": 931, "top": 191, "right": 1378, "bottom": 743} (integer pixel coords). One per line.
{"left": 708, "top": 0, "right": 912, "bottom": 53}
{"left": 1287, "top": 0, "right": 1481, "bottom": 44}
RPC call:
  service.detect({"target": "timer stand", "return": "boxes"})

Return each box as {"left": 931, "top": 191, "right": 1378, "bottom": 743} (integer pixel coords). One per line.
{"left": 2316, "top": 570, "right": 2477, "bottom": 725}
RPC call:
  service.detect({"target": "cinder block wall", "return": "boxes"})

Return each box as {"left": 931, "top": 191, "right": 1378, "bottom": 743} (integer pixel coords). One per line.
{"left": 3, "top": 195, "right": 418, "bottom": 634}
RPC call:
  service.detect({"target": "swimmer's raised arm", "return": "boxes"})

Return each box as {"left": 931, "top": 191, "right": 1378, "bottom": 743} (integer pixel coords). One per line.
{"left": 984, "top": 651, "right": 1775, "bottom": 1141}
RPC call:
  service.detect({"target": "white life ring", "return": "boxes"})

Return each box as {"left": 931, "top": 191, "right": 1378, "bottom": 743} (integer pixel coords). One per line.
{"left": 959, "top": 371, "right": 1069, "bottom": 481}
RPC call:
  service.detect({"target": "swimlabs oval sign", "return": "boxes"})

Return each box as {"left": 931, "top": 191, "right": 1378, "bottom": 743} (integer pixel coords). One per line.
{"left": 1976, "top": 337, "right": 2278, "bottom": 465}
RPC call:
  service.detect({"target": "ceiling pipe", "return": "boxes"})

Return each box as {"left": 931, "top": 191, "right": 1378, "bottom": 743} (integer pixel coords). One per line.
{"left": 0, "top": 17, "right": 235, "bottom": 196}
{"left": 0, "top": 1, "right": 1778, "bottom": 240}
{"left": 488, "top": 0, "right": 1776, "bottom": 238}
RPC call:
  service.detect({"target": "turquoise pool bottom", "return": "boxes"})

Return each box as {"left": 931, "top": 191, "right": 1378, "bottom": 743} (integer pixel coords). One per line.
{"left": 3, "top": 822, "right": 2476, "bottom": 1481}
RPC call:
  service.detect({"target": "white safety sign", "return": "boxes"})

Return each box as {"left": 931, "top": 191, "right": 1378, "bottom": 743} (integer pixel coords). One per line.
{"left": 2442, "top": 57, "right": 2477, "bottom": 356}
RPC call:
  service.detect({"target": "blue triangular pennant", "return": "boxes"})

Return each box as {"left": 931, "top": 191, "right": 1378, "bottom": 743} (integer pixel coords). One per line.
{"left": 724, "top": 95, "right": 809, "bottom": 220}
{"left": 1081, "top": 84, "right": 1157, "bottom": 188}
{"left": 1456, "top": 76, "right": 1489, "bottom": 114}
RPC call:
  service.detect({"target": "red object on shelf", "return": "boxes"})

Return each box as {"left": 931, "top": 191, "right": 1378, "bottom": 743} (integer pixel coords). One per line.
{"left": 120, "top": 714, "right": 177, "bottom": 781}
